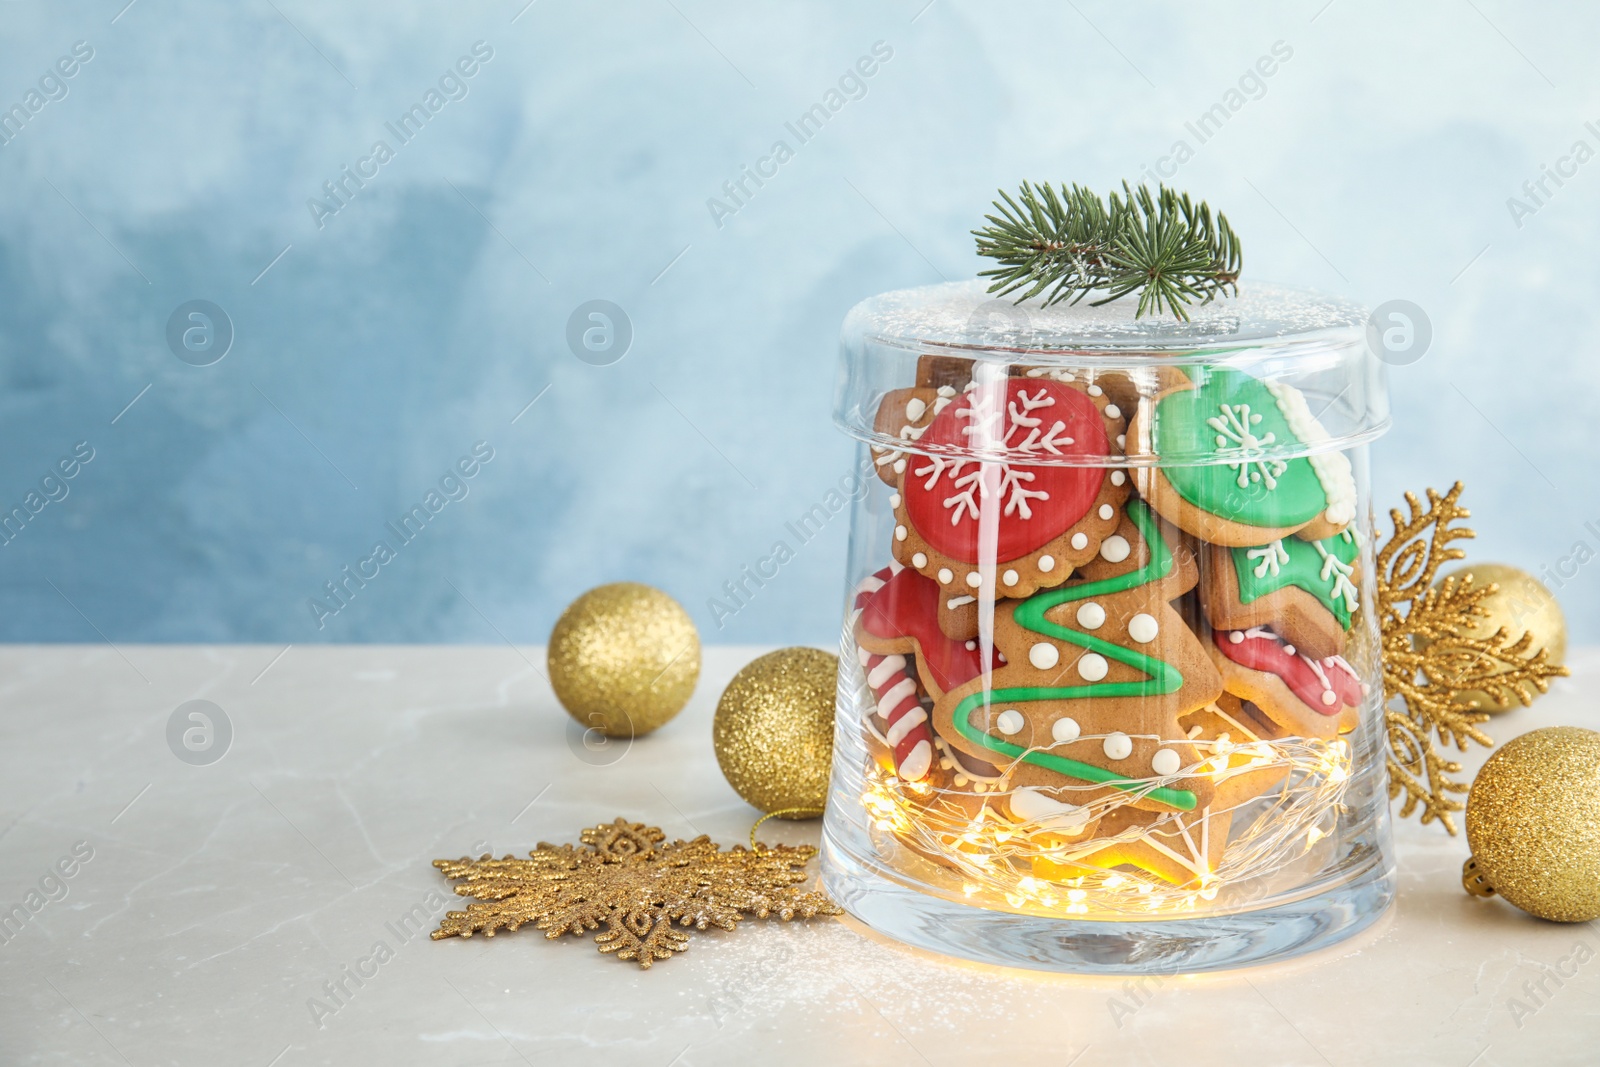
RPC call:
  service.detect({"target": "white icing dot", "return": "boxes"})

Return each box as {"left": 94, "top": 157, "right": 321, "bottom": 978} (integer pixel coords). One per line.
{"left": 893, "top": 458, "right": 906, "bottom": 474}
{"left": 1051, "top": 717, "right": 1081, "bottom": 743}
{"left": 1098, "top": 504, "right": 1114, "bottom": 520}
{"left": 1077, "top": 652, "right": 1109, "bottom": 681}
{"left": 906, "top": 397, "right": 927, "bottom": 421}
{"left": 937, "top": 568, "right": 953, "bottom": 584}
{"left": 1088, "top": 385, "right": 1103, "bottom": 397}
{"left": 1103, "top": 732, "right": 1133, "bottom": 760}
{"left": 894, "top": 525, "right": 907, "bottom": 541}
{"left": 1075, "top": 602, "right": 1106, "bottom": 629}
{"left": 1151, "top": 749, "right": 1181, "bottom": 776}
{"left": 996, "top": 710, "right": 1025, "bottom": 735}
{"left": 965, "top": 571, "right": 982, "bottom": 588}
{"left": 889, "top": 493, "right": 901, "bottom": 508}
{"left": 1002, "top": 569, "right": 1019, "bottom": 586}
{"left": 1070, "top": 533, "right": 1088, "bottom": 550}
{"left": 1117, "top": 434, "right": 1126, "bottom": 448}
{"left": 965, "top": 640, "right": 977, "bottom": 650}
{"left": 1099, "top": 535, "right": 1130, "bottom": 563}
{"left": 1029, "top": 643, "right": 1059, "bottom": 670}
{"left": 1111, "top": 470, "right": 1126, "bottom": 485}
{"left": 1228, "top": 631, "right": 1245, "bottom": 644}
{"left": 1038, "top": 555, "right": 1055, "bottom": 573}
{"left": 1105, "top": 404, "right": 1121, "bottom": 419}
{"left": 1284, "top": 645, "right": 1297, "bottom": 657}
{"left": 1321, "top": 690, "right": 1337, "bottom": 706}
{"left": 912, "top": 552, "right": 927, "bottom": 568}
{"left": 1127, "top": 613, "right": 1159, "bottom": 643}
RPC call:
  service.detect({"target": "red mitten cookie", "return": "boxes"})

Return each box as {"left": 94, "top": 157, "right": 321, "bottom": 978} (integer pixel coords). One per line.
{"left": 853, "top": 563, "right": 1000, "bottom": 701}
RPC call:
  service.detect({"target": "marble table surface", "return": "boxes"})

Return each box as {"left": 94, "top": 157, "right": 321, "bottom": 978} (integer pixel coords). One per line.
{"left": 1, "top": 644, "right": 1597, "bottom": 1066}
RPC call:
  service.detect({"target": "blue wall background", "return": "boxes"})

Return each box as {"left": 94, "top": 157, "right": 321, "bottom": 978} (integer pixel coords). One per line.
{"left": 2, "top": 0, "right": 1597, "bottom": 644}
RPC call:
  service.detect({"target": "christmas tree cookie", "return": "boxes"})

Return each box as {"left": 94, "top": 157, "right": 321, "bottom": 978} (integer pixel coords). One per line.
{"left": 1129, "top": 366, "right": 1356, "bottom": 547}
{"left": 930, "top": 501, "right": 1223, "bottom": 825}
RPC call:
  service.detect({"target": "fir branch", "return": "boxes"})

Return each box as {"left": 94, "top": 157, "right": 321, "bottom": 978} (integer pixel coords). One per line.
{"left": 971, "top": 181, "right": 1241, "bottom": 321}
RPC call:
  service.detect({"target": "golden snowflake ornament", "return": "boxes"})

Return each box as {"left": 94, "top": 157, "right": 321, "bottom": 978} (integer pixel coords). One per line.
{"left": 1375, "top": 483, "right": 1568, "bottom": 834}
{"left": 430, "top": 818, "right": 840, "bottom": 968}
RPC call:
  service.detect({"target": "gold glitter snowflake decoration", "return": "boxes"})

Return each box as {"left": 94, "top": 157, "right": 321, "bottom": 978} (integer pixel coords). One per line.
{"left": 430, "top": 818, "right": 840, "bottom": 968}
{"left": 1375, "top": 483, "right": 1568, "bottom": 834}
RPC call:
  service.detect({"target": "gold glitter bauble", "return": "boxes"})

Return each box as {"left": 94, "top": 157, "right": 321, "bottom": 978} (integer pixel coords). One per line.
{"left": 713, "top": 647, "right": 838, "bottom": 817}
{"left": 1464, "top": 727, "right": 1600, "bottom": 922}
{"left": 548, "top": 583, "right": 699, "bottom": 738}
{"left": 1431, "top": 563, "right": 1567, "bottom": 713}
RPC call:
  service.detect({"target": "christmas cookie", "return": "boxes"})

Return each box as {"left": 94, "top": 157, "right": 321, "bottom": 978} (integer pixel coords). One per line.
{"left": 1050, "top": 804, "right": 1233, "bottom": 888}
{"left": 870, "top": 386, "right": 950, "bottom": 487}
{"left": 853, "top": 563, "right": 1000, "bottom": 700}
{"left": 1178, "top": 694, "right": 1290, "bottom": 809}
{"left": 1200, "top": 528, "right": 1361, "bottom": 660}
{"left": 916, "top": 353, "right": 976, "bottom": 392}
{"left": 1204, "top": 627, "right": 1363, "bottom": 740}
{"left": 1018, "top": 365, "right": 1143, "bottom": 426}
{"left": 889, "top": 377, "right": 1132, "bottom": 630}
{"left": 1128, "top": 366, "right": 1356, "bottom": 547}
{"left": 855, "top": 644, "right": 936, "bottom": 782}
{"left": 931, "top": 501, "right": 1223, "bottom": 818}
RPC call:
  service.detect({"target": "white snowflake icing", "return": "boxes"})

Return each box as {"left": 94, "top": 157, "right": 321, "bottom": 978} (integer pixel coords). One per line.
{"left": 1313, "top": 541, "right": 1359, "bottom": 613}
{"left": 1207, "top": 402, "right": 1288, "bottom": 490}
{"left": 911, "top": 385, "right": 1075, "bottom": 527}
{"left": 1246, "top": 540, "right": 1290, "bottom": 578}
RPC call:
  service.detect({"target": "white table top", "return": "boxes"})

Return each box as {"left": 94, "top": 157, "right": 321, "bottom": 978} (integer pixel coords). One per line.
{"left": 1, "top": 644, "right": 1596, "bottom": 1065}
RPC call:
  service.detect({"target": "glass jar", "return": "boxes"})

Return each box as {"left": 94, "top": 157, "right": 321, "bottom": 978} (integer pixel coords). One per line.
{"left": 821, "top": 280, "right": 1393, "bottom": 973}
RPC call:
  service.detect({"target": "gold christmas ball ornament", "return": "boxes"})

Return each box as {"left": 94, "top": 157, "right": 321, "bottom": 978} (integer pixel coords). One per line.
{"left": 1433, "top": 563, "right": 1567, "bottom": 712}
{"left": 713, "top": 647, "right": 838, "bottom": 818}
{"left": 548, "top": 583, "right": 700, "bottom": 738}
{"left": 1464, "top": 727, "right": 1600, "bottom": 922}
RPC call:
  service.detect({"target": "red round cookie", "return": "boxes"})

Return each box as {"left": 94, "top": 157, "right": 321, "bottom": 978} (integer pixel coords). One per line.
{"left": 902, "top": 379, "right": 1111, "bottom": 564}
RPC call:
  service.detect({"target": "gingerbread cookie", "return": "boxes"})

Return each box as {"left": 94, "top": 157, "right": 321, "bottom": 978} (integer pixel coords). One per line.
{"left": 1200, "top": 528, "right": 1361, "bottom": 660}
{"left": 870, "top": 385, "right": 950, "bottom": 487}
{"left": 855, "top": 644, "right": 936, "bottom": 782}
{"left": 931, "top": 501, "right": 1223, "bottom": 819}
{"left": 889, "top": 377, "right": 1132, "bottom": 633}
{"left": 853, "top": 563, "right": 1000, "bottom": 701}
{"left": 1178, "top": 694, "right": 1290, "bottom": 809}
{"left": 1018, "top": 365, "right": 1144, "bottom": 428}
{"left": 1204, "top": 627, "right": 1364, "bottom": 740}
{"left": 1128, "top": 366, "right": 1356, "bottom": 547}
{"left": 1045, "top": 804, "right": 1233, "bottom": 888}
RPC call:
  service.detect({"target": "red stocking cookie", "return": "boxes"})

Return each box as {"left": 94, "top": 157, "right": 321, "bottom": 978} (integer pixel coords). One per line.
{"left": 1204, "top": 627, "right": 1364, "bottom": 740}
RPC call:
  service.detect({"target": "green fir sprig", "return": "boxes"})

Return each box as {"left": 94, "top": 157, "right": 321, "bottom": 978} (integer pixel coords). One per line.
{"left": 971, "top": 181, "right": 1242, "bottom": 321}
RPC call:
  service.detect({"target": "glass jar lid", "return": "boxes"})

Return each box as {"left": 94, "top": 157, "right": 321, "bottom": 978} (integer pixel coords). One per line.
{"left": 834, "top": 280, "right": 1389, "bottom": 467}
